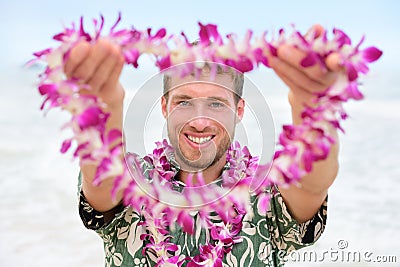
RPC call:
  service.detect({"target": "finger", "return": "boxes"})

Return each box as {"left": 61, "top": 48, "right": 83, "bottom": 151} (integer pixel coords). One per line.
{"left": 277, "top": 44, "right": 337, "bottom": 86}
{"left": 273, "top": 68, "right": 316, "bottom": 106}
{"left": 87, "top": 48, "right": 124, "bottom": 92}
{"left": 95, "top": 60, "right": 125, "bottom": 106}
{"left": 326, "top": 52, "right": 344, "bottom": 72}
{"left": 64, "top": 41, "right": 90, "bottom": 77}
{"left": 100, "top": 56, "right": 124, "bottom": 96}
{"left": 305, "top": 24, "right": 325, "bottom": 39}
{"left": 270, "top": 57, "right": 329, "bottom": 93}
{"left": 70, "top": 39, "right": 113, "bottom": 83}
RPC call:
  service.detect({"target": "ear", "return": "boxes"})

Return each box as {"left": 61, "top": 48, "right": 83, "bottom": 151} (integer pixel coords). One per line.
{"left": 161, "top": 96, "right": 168, "bottom": 119}
{"left": 236, "top": 98, "right": 245, "bottom": 123}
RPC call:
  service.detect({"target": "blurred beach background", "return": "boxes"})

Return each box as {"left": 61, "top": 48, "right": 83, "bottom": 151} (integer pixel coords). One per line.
{"left": 1, "top": 0, "right": 399, "bottom": 266}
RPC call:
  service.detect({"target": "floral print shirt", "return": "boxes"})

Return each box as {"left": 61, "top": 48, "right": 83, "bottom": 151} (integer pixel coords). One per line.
{"left": 78, "top": 159, "right": 327, "bottom": 267}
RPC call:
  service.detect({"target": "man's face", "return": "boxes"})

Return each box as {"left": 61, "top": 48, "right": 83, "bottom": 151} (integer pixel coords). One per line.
{"left": 162, "top": 74, "right": 244, "bottom": 172}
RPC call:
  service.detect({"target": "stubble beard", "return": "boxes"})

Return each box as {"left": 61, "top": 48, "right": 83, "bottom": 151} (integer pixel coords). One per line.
{"left": 169, "top": 130, "right": 233, "bottom": 172}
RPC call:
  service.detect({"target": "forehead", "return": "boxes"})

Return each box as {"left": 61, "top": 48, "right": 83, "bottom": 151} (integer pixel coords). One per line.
{"left": 167, "top": 73, "right": 236, "bottom": 100}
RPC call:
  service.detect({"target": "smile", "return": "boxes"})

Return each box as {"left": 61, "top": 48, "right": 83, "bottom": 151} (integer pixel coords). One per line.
{"left": 186, "top": 134, "right": 214, "bottom": 144}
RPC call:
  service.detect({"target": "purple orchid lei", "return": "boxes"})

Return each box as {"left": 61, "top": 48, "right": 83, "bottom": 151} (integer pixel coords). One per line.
{"left": 128, "top": 140, "right": 255, "bottom": 266}
{"left": 31, "top": 14, "right": 382, "bottom": 266}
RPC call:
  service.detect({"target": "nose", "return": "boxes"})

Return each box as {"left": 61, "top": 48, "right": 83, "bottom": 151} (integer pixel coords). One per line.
{"left": 187, "top": 116, "right": 212, "bottom": 132}
{"left": 185, "top": 99, "right": 214, "bottom": 131}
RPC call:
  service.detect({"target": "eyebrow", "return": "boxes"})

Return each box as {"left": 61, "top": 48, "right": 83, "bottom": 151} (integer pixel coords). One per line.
{"left": 171, "top": 94, "right": 231, "bottom": 105}
{"left": 171, "top": 94, "right": 192, "bottom": 101}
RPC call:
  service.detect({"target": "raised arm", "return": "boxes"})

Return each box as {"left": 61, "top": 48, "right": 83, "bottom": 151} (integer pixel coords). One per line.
{"left": 65, "top": 38, "right": 125, "bottom": 212}
{"left": 270, "top": 26, "right": 341, "bottom": 223}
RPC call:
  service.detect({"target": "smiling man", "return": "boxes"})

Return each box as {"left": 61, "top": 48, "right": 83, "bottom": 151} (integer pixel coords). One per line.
{"left": 161, "top": 67, "right": 245, "bottom": 184}
{"left": 69, "top": 26, "right": 340, "bottom": 267}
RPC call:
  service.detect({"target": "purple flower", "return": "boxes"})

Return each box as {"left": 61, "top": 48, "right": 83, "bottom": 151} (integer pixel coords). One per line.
{"left": 187, "top": 244, "right": 224, "bottom": 267}
{"left": 210, "top": 215, "right": 243, "bottom": 249}
{"left": 75, "top": 106, "right": 109, "bottom": 130}
{"left": 123, "top": 49, "right": 140, "bottom": 68}
{"left": 60, "top": 138, "right": 72, "bottom": 153}
{"left": 177, "top": 211, "right": 194, "bottom": 235}
{"left": 198, "top": 23, "right": 223, "bottom": 46}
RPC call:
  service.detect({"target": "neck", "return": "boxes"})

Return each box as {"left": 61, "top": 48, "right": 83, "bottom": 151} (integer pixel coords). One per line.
{"left": 177, "top": 154, "right": 227, "bottom": 185}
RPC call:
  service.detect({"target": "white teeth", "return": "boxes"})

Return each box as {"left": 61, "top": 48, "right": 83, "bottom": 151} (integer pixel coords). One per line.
{"left": 187, "top": 135, "right": 212, "bottom": 144}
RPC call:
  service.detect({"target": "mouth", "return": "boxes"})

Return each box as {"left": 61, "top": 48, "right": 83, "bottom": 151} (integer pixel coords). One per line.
{"left": 184, "top": 134, "right": 215, "bottom": 145}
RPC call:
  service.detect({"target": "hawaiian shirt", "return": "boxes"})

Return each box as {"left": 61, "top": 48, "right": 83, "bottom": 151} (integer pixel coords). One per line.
{"left": 78, "top": 154, "right": 327, "bottom": 267}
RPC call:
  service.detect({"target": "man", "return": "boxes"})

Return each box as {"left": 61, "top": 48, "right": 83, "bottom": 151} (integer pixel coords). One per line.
{"left": 66, "top": 25, "right": 341, "bottom": 266}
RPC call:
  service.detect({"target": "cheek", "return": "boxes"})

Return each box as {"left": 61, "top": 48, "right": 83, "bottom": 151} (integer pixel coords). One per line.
{"left": 213, "top": 116, "right": 236, "bottom": 136}
{"left": 167, "top": 117, "right": 179, "bottom": 133}
{"left": 217, "top": 110, "right": 236, "bottom": 126}
{"left": 166, "top": 113, "right": 187, "bottom": 137}
{"left": 167, "top": 105, "right": 196, "bottom": 124}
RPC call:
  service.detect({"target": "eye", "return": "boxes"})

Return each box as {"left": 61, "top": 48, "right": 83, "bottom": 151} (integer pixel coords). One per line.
{"left": 178, "top": 100, "right": 190, "bottom": 106}
{"left": 209, "top": 102, "right": 224, "bottom": 108}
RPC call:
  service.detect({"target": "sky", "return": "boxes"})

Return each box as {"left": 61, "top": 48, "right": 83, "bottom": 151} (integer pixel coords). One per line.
{"left": 1, "top": 0, "right": 399, "bottom": 72}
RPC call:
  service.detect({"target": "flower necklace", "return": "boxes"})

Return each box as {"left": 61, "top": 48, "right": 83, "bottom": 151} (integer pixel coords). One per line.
{"left": 130, "top": 139, "right": 257, "bottom": 266}
{"left": 31, "top": 14, "right": 382, "bottom": 266}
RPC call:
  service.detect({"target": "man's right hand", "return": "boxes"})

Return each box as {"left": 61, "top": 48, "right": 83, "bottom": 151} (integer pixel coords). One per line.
{"left": 64, "top": 38, "right": 125, "bottom": 109}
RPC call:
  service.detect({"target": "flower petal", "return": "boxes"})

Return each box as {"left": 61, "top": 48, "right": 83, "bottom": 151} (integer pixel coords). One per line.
{"left": 362, "top": 46, "right": 383, "bottom": 63}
